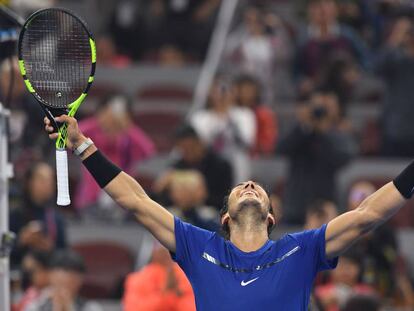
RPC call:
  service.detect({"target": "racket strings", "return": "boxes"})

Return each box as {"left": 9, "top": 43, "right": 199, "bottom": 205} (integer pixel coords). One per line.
{"left": 21, "top": 9, "right": 91, "bottom": 108}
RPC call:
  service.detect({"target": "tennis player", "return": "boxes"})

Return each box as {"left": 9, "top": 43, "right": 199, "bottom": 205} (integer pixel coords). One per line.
{"left": 45, "top": 115, "right": 411, "bottom": 310}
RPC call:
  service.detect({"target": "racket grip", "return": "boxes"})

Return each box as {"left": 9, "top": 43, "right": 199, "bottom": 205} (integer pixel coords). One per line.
{"left": 56, "top": 149, "right": 71, "bottom": 206}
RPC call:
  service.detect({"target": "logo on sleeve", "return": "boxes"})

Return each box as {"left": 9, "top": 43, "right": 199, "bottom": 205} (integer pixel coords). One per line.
{"left": 241, "top": 277, "right": 259, "bottom": 286}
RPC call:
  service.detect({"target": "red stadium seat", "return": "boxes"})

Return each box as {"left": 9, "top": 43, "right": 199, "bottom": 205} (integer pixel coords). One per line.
{"left": 88, "top": 83, "right": 122, "bottom": 99}
{"left": 131, "top": 172, "right": 155, "bottom": 192}
{"left": 360, "top": 119, "right": 381, "bottom": 156}
{"left": 72, "top": 241, "right": 134, "bottom": 299}
{"left": 135, "top": 111, "right": 183, "bottom": 153}
{"left": 136, "top": 84, "right": 192, "bottom": 102}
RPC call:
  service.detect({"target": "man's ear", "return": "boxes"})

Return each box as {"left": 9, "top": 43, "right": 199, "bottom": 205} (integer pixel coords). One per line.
{"left": 267, "top": 213, "right": 276, "bottom": 227}
{"left": 221, "top": 213, "right": 230, "bottom": 225}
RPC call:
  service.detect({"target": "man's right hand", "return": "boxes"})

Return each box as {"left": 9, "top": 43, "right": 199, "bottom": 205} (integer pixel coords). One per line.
{"left": 44, "top": 115, "right": 87, "bottom": 150}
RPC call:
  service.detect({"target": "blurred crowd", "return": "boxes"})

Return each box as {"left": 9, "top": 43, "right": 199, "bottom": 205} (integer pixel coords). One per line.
{"left": 2, "top": 0, "right": 414, "bottom": 310}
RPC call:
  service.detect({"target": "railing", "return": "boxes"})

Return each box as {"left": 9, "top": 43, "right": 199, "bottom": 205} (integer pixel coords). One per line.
{"left": 189, "top": 0, "right": 239, "bottom": 118}
{"left": 0, "top": 103, "right": 13, "bottom": 311}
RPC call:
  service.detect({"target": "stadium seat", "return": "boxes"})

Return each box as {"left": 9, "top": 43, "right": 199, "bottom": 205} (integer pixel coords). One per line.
{"left": 135, "top": 111, "right": 183, "bottom": 153}
{"left": 360, "top": 119, "right": 381, "bottom": 156}
{"left": 135, "top": 84, "right": 193, "bottom": 114}
{"left": 88, "top": 83, "right": 122, "bottom": 99}
{"left": 137, "top": 84, "right": 192, "bottom": 101}
{"left": 131, "top": 172, "right": 155, "bottom": 193}
{"left": 71, "top": 241, "right": 134, "bottom": 299}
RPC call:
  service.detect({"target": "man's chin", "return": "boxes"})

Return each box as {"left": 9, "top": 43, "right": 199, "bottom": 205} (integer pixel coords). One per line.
{"left": 231, "top": 198, "right": 267, "bottom": 222}
{"left": 238, "top": 197, "right": 261, "bottom": 209}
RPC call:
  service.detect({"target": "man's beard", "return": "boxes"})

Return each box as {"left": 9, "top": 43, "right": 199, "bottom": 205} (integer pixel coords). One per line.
{"left": 230, "top": 198, "right": 268, "bottom": 225}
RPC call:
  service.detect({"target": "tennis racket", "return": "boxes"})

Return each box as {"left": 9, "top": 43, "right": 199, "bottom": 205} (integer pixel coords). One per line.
{"left": 18, "top": 8, "right": 96, "bottom": 206}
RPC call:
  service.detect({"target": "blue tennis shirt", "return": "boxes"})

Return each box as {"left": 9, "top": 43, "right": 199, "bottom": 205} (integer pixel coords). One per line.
{"left": 172, "top": 217, "right": 338, "bottom": 311}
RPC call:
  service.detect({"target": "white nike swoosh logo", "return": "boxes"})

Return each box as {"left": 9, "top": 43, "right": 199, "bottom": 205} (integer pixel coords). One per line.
{"left": 241, "top": 277, "right": 259, "bottom": 286}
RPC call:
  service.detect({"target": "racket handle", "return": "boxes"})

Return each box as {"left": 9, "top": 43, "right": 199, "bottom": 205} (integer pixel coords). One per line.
{"left": 56, "top": 149, "right": 71, "bottom": 206}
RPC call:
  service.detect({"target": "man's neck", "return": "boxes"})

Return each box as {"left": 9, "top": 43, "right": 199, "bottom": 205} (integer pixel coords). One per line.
{"left": 229, "top": 222, "right": 269, "bottom": 253}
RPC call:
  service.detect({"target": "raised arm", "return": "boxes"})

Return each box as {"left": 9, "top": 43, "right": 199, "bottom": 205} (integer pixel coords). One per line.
{"left": 325, "top": 181, "right": 406, "bottom": 259}
{"left": 45, "top": 115, "right": 176, "bottom": 252}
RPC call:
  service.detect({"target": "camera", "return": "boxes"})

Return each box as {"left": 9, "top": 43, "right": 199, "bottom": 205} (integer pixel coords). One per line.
{"left": 312, "top": 106, "right": 327, "bottom": 120}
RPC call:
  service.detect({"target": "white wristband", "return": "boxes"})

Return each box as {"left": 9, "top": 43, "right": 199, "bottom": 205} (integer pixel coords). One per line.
{"left": 74, "top": 138, "right": 94, "bottom": 156}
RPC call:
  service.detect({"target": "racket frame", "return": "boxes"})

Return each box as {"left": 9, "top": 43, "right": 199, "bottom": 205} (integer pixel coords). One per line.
{"left": 17, "top": 8, "right": 97, "bottom": 205}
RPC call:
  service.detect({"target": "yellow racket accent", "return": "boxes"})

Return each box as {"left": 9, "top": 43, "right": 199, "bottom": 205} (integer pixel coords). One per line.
{"left": 90, "top": 38, "right": 96, "bottom": 63}
{"left": 55, "top": 92, "right": 88, "bottom": 149}
{"left": 18, "top": 60, "right": 26, "bottom": 75}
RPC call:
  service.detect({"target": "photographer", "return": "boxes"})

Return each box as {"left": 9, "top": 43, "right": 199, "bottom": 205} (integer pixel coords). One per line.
{"left": 278, "top": 92, "right": 357, "bottom": 225}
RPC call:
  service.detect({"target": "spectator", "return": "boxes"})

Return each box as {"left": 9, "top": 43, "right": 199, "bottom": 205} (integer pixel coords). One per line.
{"left": 107, "top": 0, "right": 152, "bottom": 60}
{"left": 166, "top": 170, "right": 219, "bottom": 231}
{"left": 156, "top": 0, "right": 220, "bottom": 61}
{"left": 76, "top": 92, "right": 155, "bottom": 211}
{"left": 234, "top": 74, "right": 278, "bottom": 156}
{"left": 9, "top": 162, "right": 66, "bottom": 268}
{"left": 304, "top": 199, "right": 338, "bottom": 230}
{"left": 224, "top": 7, "right": 293, "bottom": 101}
{"left": 341, "top": 295, "right": 380, "bottom": 311}
{"left": 278, "top": 92, "right": 356, "bottom": 225}
{"left": 296, "top": 0, "right": 369, "bottom": 98}
{"left": 0, "top": 58, "right": 48, "bottom": 157}
{"left": 190, "top": 76, "right": 256, "bottom": 184}
{"left": 347, "top": 181, "right": 414, "bottom": 307}
{"left": 347, "top": 181, "right": 376, "bottom": 211}
{"left": 315, "top": 250, "right": 376, "bottom": 311}
{"left": 25, "top": 250, "right": 102, "bottom": 311}
{"left": 336, "top": 0, "right": 385, "bottom": 49}
{"left": 95, "top": 35, "right": 131, "bottom": 68}
{"left": 114, "top": 0, "right": 220, "bottom": 62}
{"left": 14, "top": 251, "right": 51, "bottom": 311}
{"left": 375, "top": 16, "right": 414, "bottom": 156}
{"left": 319, "top": 53, "right": 361, "bottom": 111}
{"left": 157, "top": 44, "right": 187, "bottom": 67}
{"left": 155, "top": 124, "right": 232, "bottom": 210}
{"left": 123, "top": 242, "right": 195, "bottom": 311}
{"left": 304, "top": 200, "right": 338, "bottom": 308}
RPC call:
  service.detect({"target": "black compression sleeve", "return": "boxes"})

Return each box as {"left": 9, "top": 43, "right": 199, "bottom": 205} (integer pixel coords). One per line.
{"left": 82, "top": 150, "right": 122, "bottom": 188}
{"left": 393, "top": 160, "right": 414, "bottom": 199}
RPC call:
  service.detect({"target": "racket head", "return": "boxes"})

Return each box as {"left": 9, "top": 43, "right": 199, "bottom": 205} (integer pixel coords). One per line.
{"left": 18, "top": 8, "right": 96, "bottom": 109}
{"left": 17, "top": 7, "right": 96, "bottom": 148}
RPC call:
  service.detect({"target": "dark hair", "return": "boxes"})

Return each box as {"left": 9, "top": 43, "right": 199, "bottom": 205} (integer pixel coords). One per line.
{"left": 24, "top": 162, "right": 50, "bottom": 183}
{"left": 174, "top": 124, "right": 200, "bottom": 141}
{"left": 219, "top": 188, "right": 275, "bottom": 240}
{"left": 206, "top": 75, "right": 232, "bottom": 109}
{"left": 50, "top": 250, "right": 86, "bottom": 274}
{"left": 341, "top": 295, "right": 380, "bottom": 311}
{"left": 99, "top": 91, "right": 133, "bottom": 114}
{"left": 25, "top": 250, "right": 52, "bottom": 269}
{"left": 23, "top": 162, "right": 53, "bottom": 201}
{"left": 234, "top": 74, "right": 262, "bottom": 105}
